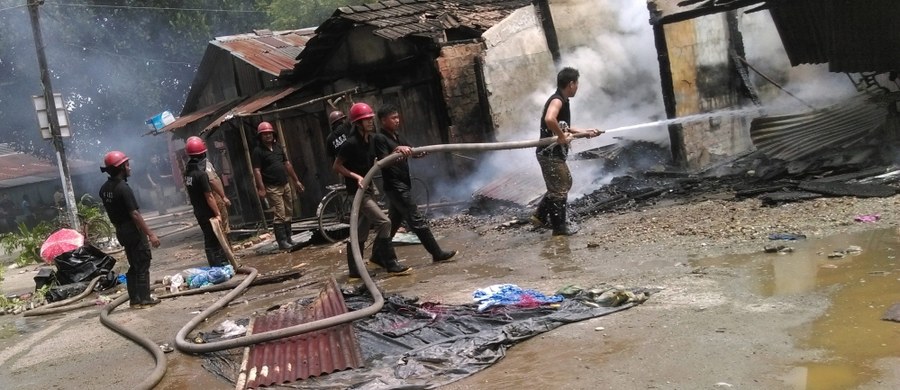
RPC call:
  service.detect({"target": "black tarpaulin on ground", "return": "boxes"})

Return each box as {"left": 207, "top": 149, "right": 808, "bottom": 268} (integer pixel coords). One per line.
{"left": 202, "top": 288, "right": 649, "bottom": 389}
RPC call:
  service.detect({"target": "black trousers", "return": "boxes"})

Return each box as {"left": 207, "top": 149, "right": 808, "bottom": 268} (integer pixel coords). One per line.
{"left": 197, "top": 217, "right": 225, "bottom": 267}
{"left": 116, "top": 223, "right": 152, "bottom": 303}
{"left": 385, "top": 189, "right": 429, "bottom": 235}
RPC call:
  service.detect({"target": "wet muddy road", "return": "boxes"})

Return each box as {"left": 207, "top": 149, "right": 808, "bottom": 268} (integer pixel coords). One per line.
{"left": 2, "top": 195, "right": 900, "bottom": 389}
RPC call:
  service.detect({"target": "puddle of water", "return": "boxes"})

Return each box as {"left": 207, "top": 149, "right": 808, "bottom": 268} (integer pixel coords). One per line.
{"left": 695, "top": 228, "right": 900, "bottom": 389}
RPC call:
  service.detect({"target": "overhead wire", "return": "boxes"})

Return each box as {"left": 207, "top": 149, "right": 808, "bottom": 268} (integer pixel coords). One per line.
{"left": 44, "top": 1, "right": 265, "bottom": 13}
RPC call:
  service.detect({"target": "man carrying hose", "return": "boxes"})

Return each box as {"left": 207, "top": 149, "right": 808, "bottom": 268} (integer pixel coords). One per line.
{"left": 372, "top": 104, "right": 457, "bottom": 262}
{"left": 532, "top": 67, "right": 604, "bottom": 236}
{"left": 333, "top": 102, "right": 411, "bottom": 278}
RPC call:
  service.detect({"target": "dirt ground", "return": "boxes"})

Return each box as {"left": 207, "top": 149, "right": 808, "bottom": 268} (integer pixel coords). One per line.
{"left": 2, "top": 193, "right": 900, "bottom": 389}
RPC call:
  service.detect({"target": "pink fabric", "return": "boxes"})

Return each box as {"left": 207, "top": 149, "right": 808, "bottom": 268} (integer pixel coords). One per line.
{"left": 40, "top": 229, "right": 84, "bottom": 264}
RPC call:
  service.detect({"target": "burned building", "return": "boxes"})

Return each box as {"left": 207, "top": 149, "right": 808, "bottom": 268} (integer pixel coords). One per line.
{"left": 156, "top": 0, "right": 575, "bottom": 227}
{"left": 647, "top": 0, "right": 900, "bottom": 170}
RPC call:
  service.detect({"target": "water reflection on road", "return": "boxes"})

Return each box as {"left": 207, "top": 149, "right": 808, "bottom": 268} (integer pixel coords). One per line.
{"left": 697, "top": 228, "right": 900, "bottom": 390}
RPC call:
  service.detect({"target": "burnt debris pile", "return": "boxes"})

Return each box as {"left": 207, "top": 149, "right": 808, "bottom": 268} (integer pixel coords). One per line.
{"left": 570, "top": 140, "right": 900, "bottom": 222}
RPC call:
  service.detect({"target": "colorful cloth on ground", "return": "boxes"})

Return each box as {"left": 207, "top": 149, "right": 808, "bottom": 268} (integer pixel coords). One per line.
{"left": 473, "top": 283, "right": 563, "bottom": 312}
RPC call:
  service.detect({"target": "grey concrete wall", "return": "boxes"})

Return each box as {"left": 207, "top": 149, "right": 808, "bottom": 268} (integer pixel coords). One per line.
{"left": 481, "top": 6, "right": 555, "bottom": 139}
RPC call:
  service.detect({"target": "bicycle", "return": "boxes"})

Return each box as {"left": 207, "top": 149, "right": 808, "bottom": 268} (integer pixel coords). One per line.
{"left": 316, "top": 176, "right": 430, "bottom": 243}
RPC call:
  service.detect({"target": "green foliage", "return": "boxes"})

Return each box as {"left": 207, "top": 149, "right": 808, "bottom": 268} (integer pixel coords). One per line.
{"left": 0, "top": 195, "right": 111, "bottom": 269}
{"left": 0, "top": 221, "right": 54, "bottom": 267}
{"left": 257, "top": 0, "right": 345, "bottom": 29}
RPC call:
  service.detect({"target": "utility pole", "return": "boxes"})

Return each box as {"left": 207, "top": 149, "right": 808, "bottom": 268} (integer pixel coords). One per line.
{"left": 28, "top": 0, "right": 80, "bottom": 229}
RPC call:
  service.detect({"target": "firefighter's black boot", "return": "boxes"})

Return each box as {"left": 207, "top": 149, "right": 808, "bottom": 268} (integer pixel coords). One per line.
{"left": 283, "top": 223, "right": 297, "bottom": 246}
{"left": 274, "top": 224, "right": 292, "bottom": 250}
{"left": 372, "top": 237, "right": 411, "bottom": 274}
{"left": 205, "top": 248, "right": 226, "bottom": 267}
{"left": 550, "top": 199, "right": 579, "bottom": 236}
{"left": 414, "top": 227, "right": 457, "bottom": 262}
{"left": 530, "top": 197, "right": 550, "bottom": 228}
{"left": 126, "top": 273, "right": 140, "bottom": 306}
{"left": 133, "top": 274, "right": 160, "bottom": 308}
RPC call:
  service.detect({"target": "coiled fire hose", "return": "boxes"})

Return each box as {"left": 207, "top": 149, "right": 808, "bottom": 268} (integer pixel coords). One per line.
{"left": 90, "top": 135, "right": 590, "bottom": 388}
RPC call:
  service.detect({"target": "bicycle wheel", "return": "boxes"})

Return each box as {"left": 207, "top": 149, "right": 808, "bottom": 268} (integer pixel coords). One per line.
{"left": 410, "top": 177, "right": 430, "bottom": 216}
{"left": 317, "top": 190, "right": 351, "bottom": 243}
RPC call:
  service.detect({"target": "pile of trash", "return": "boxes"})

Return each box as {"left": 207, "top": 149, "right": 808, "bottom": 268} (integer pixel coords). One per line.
{"left": 163, "top": 265, "right": 235, "bottom": 292}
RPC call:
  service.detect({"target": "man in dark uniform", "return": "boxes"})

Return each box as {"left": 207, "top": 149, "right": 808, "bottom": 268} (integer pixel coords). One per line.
{"left": 252, "top": 121, "right": 304, "bottom": 250}
{"left": 333, "top": 102, "right": 411, "bottom": 277}
{"left": 183, "top": 136, "right": 225, "bottom": 267}
{"left": 99, "top": 151, "right": 161, "bottom": 309}
{"left": 325, "top": 110, "right": 351, "bottom": 162}
{"left": 372, "top": 104, "right": 457, "bottom": 262}
{"left": 533, "top": 67, "right": 603, "bottom": 236}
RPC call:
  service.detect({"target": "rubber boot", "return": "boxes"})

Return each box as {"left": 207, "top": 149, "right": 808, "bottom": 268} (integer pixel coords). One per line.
{"left": 133, "top": 274, "right": 160, "bottom": 308}
{"left": 550, "top": 200, "right": 579, "bottom": 236}
{"left": 530, "top": 197, "right": 550, "bottom": 228}
{"left": 274, "top": 224, "right": 292, "bottom": 250}
{"left": 205, "top": 248, "right": 226, "bottom": 268}
{"left": 126, "top": 274, "right": 140, "bottom": 306}
{"left": 372, "top": 237, "right": 411, "bottom": 274}
{"left": 283, "top": 223, "right": 297, "bottom": 246}
{"left": 414, "top": 228, "right": 457, "bottom": 262}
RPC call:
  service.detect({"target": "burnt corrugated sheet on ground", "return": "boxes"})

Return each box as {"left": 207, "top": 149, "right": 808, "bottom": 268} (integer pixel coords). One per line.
{"left": 237, "top": 278, "right": 363, "bottom": 389}
{"left": 750, "top": 94, "right": 887, "bottom": 161}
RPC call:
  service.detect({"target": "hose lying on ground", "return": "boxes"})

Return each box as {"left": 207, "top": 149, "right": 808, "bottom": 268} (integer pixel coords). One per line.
{"left": 99, "top": 293, "right": 168, "bottom": 390}
{"left": 98, "top": 136, "right": 591, "bottom": 387}
{"left": 23, "top": 275, "right": 106, "bottom": 317}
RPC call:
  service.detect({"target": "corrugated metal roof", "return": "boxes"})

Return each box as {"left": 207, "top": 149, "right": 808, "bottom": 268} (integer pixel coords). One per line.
{"left": 768, "top": 0, "right": 900, "bottom": 72}
{"left": 237, "top": 278, "right": 363, "bottom": 389}
{"left": 158, "top": 98, "right": 243, "bottom": 133}
{"left": 0, "top": 152, "right": 94, "bottom": 188}
{"left": 325, "top": 0, "right": 530, "bottom": 40}
{"left": 750, "top": 93, "right": 889, "bottom": 161}
{"left": 212, "top": 28, "right": 316, "bottom": 77}
{"left": 202, "top": 86, "right": 301, "bottom": 134}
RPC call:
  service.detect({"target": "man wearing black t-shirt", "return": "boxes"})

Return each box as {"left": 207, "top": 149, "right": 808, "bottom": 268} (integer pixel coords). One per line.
{"left": 333, "top": 102, "right": 411, "bottom": 278}
{"left": 251, "top": 121, "right": 304, "bottom": 250}
{"left": 372, "top": 104, "right": 456, "bottom": 262}
{"left": 183, "top": 137, "right": 225, "bottom": 267}
{"left": 99, "top": 151, "right": 161, "bottom": 309}
{"left": 325, "top": 110, "right": 351, "bottom": 162}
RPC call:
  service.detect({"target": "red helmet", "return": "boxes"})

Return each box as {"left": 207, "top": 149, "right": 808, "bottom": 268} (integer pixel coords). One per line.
{"left": 185, "top": 136, "right": 207, "bottom": 156}
{"left": 349, "top": 103, "right": 374, "bottom": 123}
{"left": 103, "top": 151, "right": 129, "bottom": 168}
{"left": 257, "top": 121, "right": 275, "bottom": 135}
{"left": 328, "top": 110, "right": 346, "bottom": 125}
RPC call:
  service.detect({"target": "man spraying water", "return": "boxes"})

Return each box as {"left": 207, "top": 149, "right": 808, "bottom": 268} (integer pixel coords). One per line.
{"left": 532, "top": 67, "right": 604, "bottom": 236}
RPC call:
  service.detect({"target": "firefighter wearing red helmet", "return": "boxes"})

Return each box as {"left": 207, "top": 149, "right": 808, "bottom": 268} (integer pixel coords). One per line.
{"left": 182, "top": 136, "right": 228, "bottom": 267}
{"left": 332, "top": 102, "right": 411, "bottom": 276}
{"left": 98, "top": 150, "right": 161, "bottom": 308}
{"left": 251, "top": 121, "right": 304, "bottom": 250}
{"left": 186, "top": 136, "right": 232, "bottom": 239}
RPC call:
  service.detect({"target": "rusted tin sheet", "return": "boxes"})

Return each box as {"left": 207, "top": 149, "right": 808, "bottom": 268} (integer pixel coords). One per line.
{"left": 336, "top": 0, "right": 530, "bottom": 40}
{"left": 0, "top": 148, "right": 93, "bottom": 186}
{"left": 750, "top": 94, "right": 888, "bottom": 161}
{"left": 237, "top": 278, "right": 363, "bottom": 389}
{"left": 473, "top": 174, "right": 544, "bottom": 207}
{"left": 203, "top": 86, "right": 300, "bottom": 134}
{"left": 213, "top": 29, "right": 316, "bottom": 77}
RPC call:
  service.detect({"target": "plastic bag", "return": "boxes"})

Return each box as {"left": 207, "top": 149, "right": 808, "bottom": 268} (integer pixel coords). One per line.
{"left": 180, "top": 265, "right": 235, "bottom": 289}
